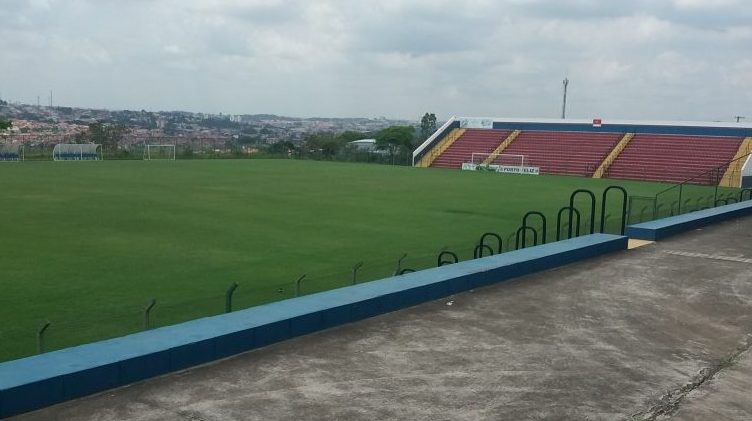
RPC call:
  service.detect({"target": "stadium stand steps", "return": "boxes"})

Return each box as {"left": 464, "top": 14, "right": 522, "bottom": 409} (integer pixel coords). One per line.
{"left": 719, "top": 137, "right": 752, "bottom": 187}
{"left": 423, "top": 128, "right": 747, "bottom": 185}
{"left": 605, "top": 135, "right": 743, "bottom": 185}
{"left": 429, "top": 129, "right": 510, "bottom": 169}
{"left": 416, "top": 128, "right": 466, "bottom": 168}
{"left": 593, "top": 133, "right": 634, "bottom": 178}
{"left": 480, "top": 130, "right": 521, "bottom": 165}
{"left": 495, "top": 131, "right": 622, "bottom": 177}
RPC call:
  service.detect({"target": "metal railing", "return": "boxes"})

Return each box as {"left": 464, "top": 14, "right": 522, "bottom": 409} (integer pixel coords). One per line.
{"left": 5, "top": 185, "right": 634, "bottom": 363}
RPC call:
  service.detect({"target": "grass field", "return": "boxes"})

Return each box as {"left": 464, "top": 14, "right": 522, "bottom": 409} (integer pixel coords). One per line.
{"left": 0, "top": 159, "right": 692, "bottom": 361}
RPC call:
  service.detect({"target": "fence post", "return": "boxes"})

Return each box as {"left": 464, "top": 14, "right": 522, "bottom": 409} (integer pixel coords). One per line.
{"left": 294, "top": 274, "right": 307, "bottom": 297}
{"left": 352, "top": 262, "right": 363, "bottom": 285}
{"left": 394, "top": 253, "right": 407, "bottom": 276}
{"left": 143, "top": 299, "right": 156, "bottom": 330}
{"left": 639, "top": 206, "right": 648, "bottom": 223}
{"left": 714, "top": 168, "right": 720, "bottom": 205}
{"left": 37, "top": 321, "right": 51, "bottom": 354}
{"left": 225, "top": 282, "right": 239, "bottom": 313}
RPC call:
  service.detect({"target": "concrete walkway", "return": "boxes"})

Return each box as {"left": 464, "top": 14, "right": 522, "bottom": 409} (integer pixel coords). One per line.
{"left": 10, "top": 217, "right": 752, "bottom": 420}
{"left": 670, "top": 346, "right": 752, "bottom": 420}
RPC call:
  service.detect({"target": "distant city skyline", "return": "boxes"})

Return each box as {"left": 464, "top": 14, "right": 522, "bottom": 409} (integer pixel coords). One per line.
{"left": 2, "top": 0, "right": 751, "bottom": 122}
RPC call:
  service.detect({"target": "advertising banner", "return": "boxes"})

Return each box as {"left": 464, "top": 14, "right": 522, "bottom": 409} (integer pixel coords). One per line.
{"left": 462, "top": 163, "right": 540, "bottom": 175}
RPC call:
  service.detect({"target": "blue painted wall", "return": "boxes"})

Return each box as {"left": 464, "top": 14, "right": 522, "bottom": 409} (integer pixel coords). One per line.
{"left": 0, "top": 234, "right": 627, "bottom": 418}
{"left": 491, "top": 121, "right": 751, "bottom": 137}
{"left": 414, "top": 120, "right": 460, "bottom": 164}
{"left": 626, "top": 199, "right": 752, "bottom": 240}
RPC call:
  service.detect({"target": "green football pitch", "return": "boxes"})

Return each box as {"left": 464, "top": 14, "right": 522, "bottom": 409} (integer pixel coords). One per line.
{"left": 0, "top": 159, "right": 675, "bottom": 361}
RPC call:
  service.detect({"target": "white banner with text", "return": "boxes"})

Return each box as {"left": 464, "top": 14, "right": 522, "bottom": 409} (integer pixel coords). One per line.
{"left": 461, "top": 163, "right": 540, "bottom": 175}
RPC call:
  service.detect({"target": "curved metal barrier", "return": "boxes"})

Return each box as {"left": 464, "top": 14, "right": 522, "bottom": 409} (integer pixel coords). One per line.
{"left": 515, "top": 226, "right": 538, "bottom": 250}
{"left": 557, "top": 206, "right": 581, "bottom": 241}
{"left": 568, "top": 189, "right": 596, "bottom": 238}
{"left": 600, "top": 186, "right": 627, "bottom": 235}
{"left": 478, "top": 232, "right": 503, "bottom": 254}
{"left": 437, "top": 251, "right": 459, "bottom": 266}
{"left": 521, "top": 211, "right": 547, "bottom": 245}
{"left": 473, "top": 244, "right": 494, "bottom": 259}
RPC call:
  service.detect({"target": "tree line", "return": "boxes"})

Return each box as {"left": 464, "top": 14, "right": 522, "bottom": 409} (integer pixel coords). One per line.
{"left": 285, "top": 112, "right": 437, "bottom": 165}
{"left": 0, "top": 112, "right": 440, "bottom": 165}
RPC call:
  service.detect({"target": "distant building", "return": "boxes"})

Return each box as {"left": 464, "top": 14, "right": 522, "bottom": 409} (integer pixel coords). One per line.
{"left": 349, "top": 138, "right": 385, "bottom": 153}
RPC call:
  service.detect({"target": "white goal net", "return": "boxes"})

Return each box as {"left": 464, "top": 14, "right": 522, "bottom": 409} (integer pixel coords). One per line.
{"left": 143, "top": 144, "right": 176, "bottom": 160}
{"left": 470, "top": 153, "right": 526, "bottom": 167}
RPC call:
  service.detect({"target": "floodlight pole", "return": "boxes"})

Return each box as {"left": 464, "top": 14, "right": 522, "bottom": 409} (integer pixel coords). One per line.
{"left": 561, "top": 78, "right": 569, "bottom": 119}
{"left": 734, "top": 116, "right": 745, "bottom": 123}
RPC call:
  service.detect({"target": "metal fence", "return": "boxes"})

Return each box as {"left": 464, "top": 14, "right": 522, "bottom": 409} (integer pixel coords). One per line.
{"left": 2, "top": 136, "right": 411, "bottom": 165}
{"left": 626, "top": 153, "right": 751, "bottom": 224}
{"left": 3, "top": 185, "right": 634, "bottom": 363}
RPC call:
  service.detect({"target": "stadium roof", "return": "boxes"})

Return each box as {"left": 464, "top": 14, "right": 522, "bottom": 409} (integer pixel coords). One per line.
{"left": 456, "top": 116, "right": 752, "bottom": 129}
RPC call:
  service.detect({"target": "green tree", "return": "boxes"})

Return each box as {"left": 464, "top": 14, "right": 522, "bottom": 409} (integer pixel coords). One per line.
{"left": 303, "top": 132, "right": 346, "bottom": 159}
{"left": 375, "top": 125, "right": 415, "bottom": 164}
{"left": 0, "top": 119, "right": 11, "bottom": 131}
{"left": 338, "top": 131, "right": 367, "bottom": 143}
{"left": 420, "top": 112, "right": 437, "bottom": 141}
{"left": 267, "top": 140, "right": 297, "bottom": 156}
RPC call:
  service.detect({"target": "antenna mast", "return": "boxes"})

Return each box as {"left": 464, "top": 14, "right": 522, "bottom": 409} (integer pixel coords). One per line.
{"left": 561, "top": 78, "right": 569, "bottom": 119}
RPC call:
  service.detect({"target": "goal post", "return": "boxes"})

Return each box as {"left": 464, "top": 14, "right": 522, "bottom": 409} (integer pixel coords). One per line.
{"left": 470, "top": 153, "right": 525, "bottom": 167}
{"left": 143, "top": 144, "right": 176, "bottom": 160}
{"left": 52, "top": 143, "right": 102, "bottom": 161}
{"left": 462, "top": 152, "right": 540, "bottom": 175}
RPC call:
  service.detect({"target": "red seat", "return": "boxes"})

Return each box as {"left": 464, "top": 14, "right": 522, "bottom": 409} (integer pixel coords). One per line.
{"left": 430, "top": 129, "right": 510, "bottom": 169}
{"left": 498, "top": 131, "right": 622, "bottom": 176}
{"left": 606, "top": 135, "right": 742, "bottom": 185}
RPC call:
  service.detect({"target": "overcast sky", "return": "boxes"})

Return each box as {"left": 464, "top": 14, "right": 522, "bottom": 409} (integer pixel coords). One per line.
{"left": 2, "top": 0, "right": 751, "bottom": 122}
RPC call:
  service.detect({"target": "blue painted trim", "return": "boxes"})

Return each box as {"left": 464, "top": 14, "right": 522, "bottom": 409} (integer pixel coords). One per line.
{"left": 491, "top": 121, "right": 751, "bottom": 137}
{"left": 0, "top": 234, "right": 627, "bottom": 418}
{"left": 626, "top": 201, "right": 752, "bottom": 241}
{"left": 413, "top": 120, "right": 460, "bottom": 164}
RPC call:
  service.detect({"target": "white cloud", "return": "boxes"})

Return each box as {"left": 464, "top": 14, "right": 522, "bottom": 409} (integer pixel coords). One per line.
{"left": 671, "top": 0, "right": 740, "bottom": 9}
{"left": 0, "top": 0, "right": 750, "bottom": 121}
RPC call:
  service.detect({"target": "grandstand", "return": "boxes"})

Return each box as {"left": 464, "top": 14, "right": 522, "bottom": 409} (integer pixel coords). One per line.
{"left": 429, "top": 129, "right": 510, "bottom": 169}
{"left": 605, "top": 134, "right": 743, "bottom": 184}
{"left": 415, "top": 117, "right": 752, "bottom": 186}
{"left": 497, "top": 131, "right": 621, "bottom": 177}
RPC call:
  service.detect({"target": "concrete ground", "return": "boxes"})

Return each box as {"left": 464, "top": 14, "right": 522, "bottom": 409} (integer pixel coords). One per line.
{"left": 10, "top": 217, "right": 752, "bottom": 421}
{"left": 671, "top": 347, "right": 752, "bottom": 421}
